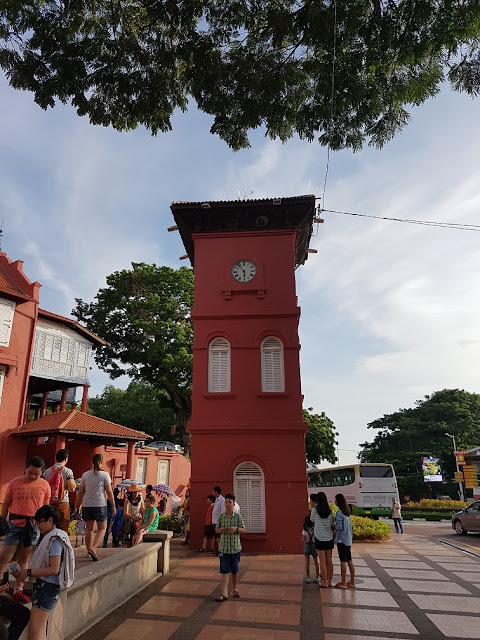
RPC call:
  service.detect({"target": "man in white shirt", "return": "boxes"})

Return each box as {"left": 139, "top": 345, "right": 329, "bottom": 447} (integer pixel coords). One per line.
{"left": 211, "top": 486, "right": 225, "bottom": 556}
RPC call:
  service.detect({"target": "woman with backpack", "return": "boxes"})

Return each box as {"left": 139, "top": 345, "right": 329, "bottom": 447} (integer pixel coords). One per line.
{"left": 74, "top": 454, "right": 115, "bottom": 561}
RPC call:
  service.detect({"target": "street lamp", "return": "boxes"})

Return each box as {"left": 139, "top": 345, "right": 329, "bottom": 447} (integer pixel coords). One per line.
{"left": 446, "top": 432, "right": 465, "bottom": 501}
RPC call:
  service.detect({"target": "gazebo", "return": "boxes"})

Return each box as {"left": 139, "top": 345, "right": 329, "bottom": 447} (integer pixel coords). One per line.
{"left": 13, "top": 410, "right": 151, "bottom": 480}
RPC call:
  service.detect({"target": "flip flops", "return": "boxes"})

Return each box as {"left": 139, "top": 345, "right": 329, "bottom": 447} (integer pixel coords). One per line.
{"left": 216, "top": 595, "right": 228, "bottom": 602}
{"left": 88, "top": 551, "right": 99, "bottom": 562}
{"left": 335, "top": 583, "right": 347, "bottom": 589}
{"left": 232, "top": 591, "right": 240, "bottom": 598}
{"left": 346, "top": 581, "right": 356, "bottom": 588}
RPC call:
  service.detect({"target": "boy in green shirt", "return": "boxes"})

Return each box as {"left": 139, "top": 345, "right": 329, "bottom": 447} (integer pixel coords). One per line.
{"left": 215, "top": 493, "right": 245, "bottom": 601}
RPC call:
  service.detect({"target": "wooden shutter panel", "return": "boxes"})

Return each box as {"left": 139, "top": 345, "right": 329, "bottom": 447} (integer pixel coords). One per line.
{"left": 261, "top": 337, "right": 284, "bottom": 392}
{"left": 208, "top": 338, "right": 230, "bottom": 392}
{"left": 248, "top": 479, "right": 265, "bottom": 533}
{"left": 0, "top": 298, "right": 16, "bottom": 347}
{"left": 235, "top": 478, "right": 249, "bottom": 521}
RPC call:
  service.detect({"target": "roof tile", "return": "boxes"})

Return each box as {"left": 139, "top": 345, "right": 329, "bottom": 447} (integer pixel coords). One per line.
{"left": 13, "top": 411, "right": 150, "bottom": 441}
{"left": 0, "top": 266, "right": 31, "bottom": 300}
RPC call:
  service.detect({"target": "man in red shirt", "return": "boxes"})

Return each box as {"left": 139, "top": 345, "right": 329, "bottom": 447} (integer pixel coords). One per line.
{"left": 0, "top": 456, "right": 51, "bottom": 603}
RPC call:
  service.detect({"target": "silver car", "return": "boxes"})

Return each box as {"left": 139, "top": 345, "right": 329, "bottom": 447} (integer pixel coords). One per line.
{"left": 452, "top": 500, "right": 480, "bottom": 535}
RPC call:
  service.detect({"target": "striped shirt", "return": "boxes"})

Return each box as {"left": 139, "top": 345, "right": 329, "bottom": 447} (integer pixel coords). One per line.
{"left": 217, "top": 512, "right": 244, "bottom": 554}
{"left": 310, "top": 508, "right": 334, "bottom": 542}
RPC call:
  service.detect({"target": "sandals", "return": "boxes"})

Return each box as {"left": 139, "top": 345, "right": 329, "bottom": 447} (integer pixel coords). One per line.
{"left": 88, "top": 551, "right": 99, "bottom": 562}
{"left": 346, "top": 581, "right": 356, "bottom": 588}
{"left": 335, "top": 583, "right": 347, "bottom": 589}
{"left": 232, "top": 591, "right": 240, "bottom": 598}
{"left": 216, "top": 595, "right": 228, "bottom": 602}
{"left": 198, "top": 548, "right": 206, "bottom": 552}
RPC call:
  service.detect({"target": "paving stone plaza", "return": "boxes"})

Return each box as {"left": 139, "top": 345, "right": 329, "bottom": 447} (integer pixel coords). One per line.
{"left": 79, "top": 530, "right": 480, "bottom": 640}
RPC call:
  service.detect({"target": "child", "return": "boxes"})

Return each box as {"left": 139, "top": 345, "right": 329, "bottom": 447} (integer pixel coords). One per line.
{"left": 132, "top": 495, "right": 159, "bottom": 546}
{"left": 103, "top": 500, "right": 124, "bottom": 548}
{"left": 391, "top": 497, "right": 404, "bottom": 534}
{"left": 302, "top": 515, "right": 319, "bottom": 583}
{"left": 13, "top": 504, "right": 75, "bottom": 640}
{"left": 198, "top": 495, "right": 215, "bottom": 552}
{"left": 215, "top": 493, "right": 245, "bottom": 601}
{"left": 334, "top": 493, "right": 355, "bottom": 588}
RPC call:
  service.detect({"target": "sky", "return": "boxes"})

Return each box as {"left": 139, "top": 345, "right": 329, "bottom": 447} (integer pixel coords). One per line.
{"left": 1, "top": 72, "right": 480, "bottom": 467}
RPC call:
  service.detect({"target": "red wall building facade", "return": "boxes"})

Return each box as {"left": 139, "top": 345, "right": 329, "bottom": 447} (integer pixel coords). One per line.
{"left": 172, "top": 196, "right": 315, "bottom": 552}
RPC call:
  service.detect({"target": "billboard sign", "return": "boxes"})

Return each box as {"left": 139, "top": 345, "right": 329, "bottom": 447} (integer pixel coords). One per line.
{"left": 422, "top": 456, "right": 443, "bottom": 482}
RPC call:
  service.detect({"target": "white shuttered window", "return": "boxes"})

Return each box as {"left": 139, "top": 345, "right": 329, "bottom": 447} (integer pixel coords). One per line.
{"left": 208, "top": 338, "right": 231, "bottom": 392}
{"left": 0, "top": 298, "right": 16, "bottom": 347}
{"left": 234, "top": 461, "right": 266, "bottom": 533}
{"left": 261, "top": 336, "right": 284, "bottom": 392}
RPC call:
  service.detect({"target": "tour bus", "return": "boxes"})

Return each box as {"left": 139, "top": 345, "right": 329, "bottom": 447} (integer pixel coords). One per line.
{"left": 307, "top": 463, "right": 399, "bottom": 517}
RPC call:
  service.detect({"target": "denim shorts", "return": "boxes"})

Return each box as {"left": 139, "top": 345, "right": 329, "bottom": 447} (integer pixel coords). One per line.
{"left": 32, "top": 579, "right": 61, "bottom": 611}
{"left": 303, "top": 541, "right": 316, "bottom": 557}
{"left": 1, "top": 522, "right": 39, "bottom": 547}
{"left": 82, "top": 506, "right": 107, "bottom": 522}
{"left": 219, "top": 552, "right": 241, "bottom": 574}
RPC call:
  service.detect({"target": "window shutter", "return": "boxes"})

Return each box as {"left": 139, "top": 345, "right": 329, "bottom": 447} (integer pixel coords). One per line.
{"left": 0, "top": 298, "right": 16, "bottom": 347}
{"left": 0, "top": 367, "right": 5, "bottom": 408}
{"left": 208, "top": 338, "right": 230, "bottom": 392}
{"left": 234, "top": 462, "right": 265, "bottom": 533}
{"left": 261, "top": 337, "right": 284, "bottom": 392}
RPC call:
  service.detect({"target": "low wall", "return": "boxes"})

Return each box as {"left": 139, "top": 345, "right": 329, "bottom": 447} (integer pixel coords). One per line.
{"left": 17, "top": 542, "right": 164, "bottom": 640}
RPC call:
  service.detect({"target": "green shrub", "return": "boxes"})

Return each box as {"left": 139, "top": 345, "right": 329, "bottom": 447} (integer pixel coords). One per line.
{"left": 405, "top": 498, "right": 468, "bottom": 510}
{"left": 157, "top": 515, "right": 182, "bottom": 533}
{"left": 327, "top": 502, "right": 390, "bottom": 541}
{"left": 351, "top": 516, "right": 391, "bottom": 540}
{"left": 401, "top": 511, "right": 452, "bottom": 521}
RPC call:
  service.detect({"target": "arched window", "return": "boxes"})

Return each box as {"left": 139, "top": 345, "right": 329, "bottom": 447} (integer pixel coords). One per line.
{"left": 208, "top": 338, "right": 231, "bottom": 392}
{"left": 234, "top": 461, "right": 266, "bottom": 533}
{"left": 261, "top": 336, "right": 284, "bottom": 392}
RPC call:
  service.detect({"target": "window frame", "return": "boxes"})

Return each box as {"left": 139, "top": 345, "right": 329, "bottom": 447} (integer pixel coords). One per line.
{"left": 261, "top": 336, "right": 285, "bottom": 392}
{"left": 208, "top": 337, "right": 231, "bottom": 393}
{"left": 233, "top": 461, "right": 266, "bottom": 533}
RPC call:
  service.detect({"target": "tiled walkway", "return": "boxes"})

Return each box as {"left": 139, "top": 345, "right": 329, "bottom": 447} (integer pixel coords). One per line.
{"left": 78, "top": 532, "right": 480, "bottom": 640}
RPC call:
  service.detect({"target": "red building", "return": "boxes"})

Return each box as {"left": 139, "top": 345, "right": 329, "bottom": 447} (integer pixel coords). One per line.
{"left": 0, "top": 251, "right": 190, "bottom": 504}
{"left": 171, "top": 195, "right": 315, "bottom": 552}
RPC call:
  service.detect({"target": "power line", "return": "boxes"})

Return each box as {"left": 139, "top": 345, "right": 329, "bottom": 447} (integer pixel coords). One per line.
{"left": 317, "top": 206, "right": 480, "bottom": 232}
{"left": 320, "top": 0, "right": 338, "bottom": 211}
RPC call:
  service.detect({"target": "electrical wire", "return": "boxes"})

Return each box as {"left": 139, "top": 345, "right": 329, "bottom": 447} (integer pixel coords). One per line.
{"left": 317, "top": 207, "right": 480, "bottom": 232}
{"left": 320, "top": 0, "right": 337, "bottom": 213}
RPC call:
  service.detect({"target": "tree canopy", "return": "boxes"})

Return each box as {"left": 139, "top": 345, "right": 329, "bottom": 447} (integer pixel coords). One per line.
{"left": 359, "top": 389, "right": 480, "bottom": 498}
{"left": 304, "top": 407, "right": 337, "bottom": 465}
{"left": 88, "top": 381, "right": 178, "bottom": 443}
{"left": 1, "top": 1, "right": 479, "bottom": 151}
{"left": 73, "top": 263, "right": 194, "bottom": 450}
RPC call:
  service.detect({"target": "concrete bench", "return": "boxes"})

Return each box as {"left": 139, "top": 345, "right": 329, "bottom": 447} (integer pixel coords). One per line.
{"left": 143, "top": 529, "right": 173, "bottom": 575}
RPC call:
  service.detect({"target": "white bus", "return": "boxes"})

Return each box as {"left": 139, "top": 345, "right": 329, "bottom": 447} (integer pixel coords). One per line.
{"left": 307, "top": 463, "right": 399, "bottom": 517}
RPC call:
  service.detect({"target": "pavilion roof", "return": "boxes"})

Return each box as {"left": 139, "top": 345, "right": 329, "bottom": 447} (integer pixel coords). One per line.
{"left": 13, "top": 411, "right": 151, "bottom": 442}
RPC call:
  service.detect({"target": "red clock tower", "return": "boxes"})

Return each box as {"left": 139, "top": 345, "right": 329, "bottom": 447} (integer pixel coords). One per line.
{"left": 171, "top": 195, "right": 316, "bottom": 552}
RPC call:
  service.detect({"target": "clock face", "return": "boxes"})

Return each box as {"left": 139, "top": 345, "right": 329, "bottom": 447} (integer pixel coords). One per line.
{"left": 231, "top": 259, "right": 257, "bottom": 283}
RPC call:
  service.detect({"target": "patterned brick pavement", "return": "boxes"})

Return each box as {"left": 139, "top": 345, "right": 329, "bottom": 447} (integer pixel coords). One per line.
{"left": 78, "top": 530, "right": 480, "bottom": 640}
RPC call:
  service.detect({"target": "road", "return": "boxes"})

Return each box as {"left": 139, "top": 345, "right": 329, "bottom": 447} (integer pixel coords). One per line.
{"left": 382, "top": 518, "right": 480, "bottom": 554}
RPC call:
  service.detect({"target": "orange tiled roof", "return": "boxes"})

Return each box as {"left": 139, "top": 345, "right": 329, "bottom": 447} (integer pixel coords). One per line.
{"left": 13, "top": 411, "right": 151, "bottom": 441}
{"left": 0, "top": 266, "right": 31, "bottom": 300}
